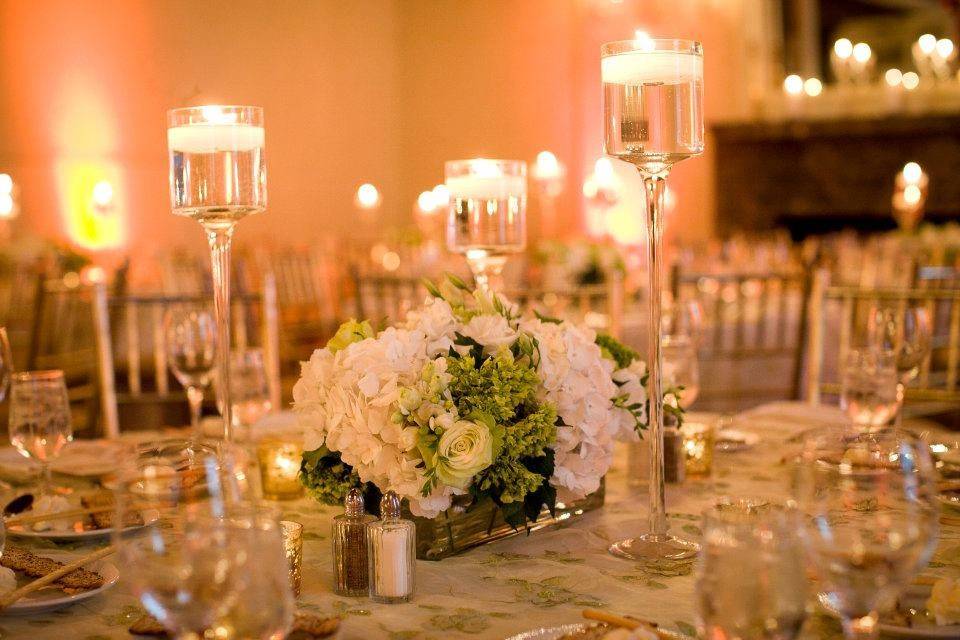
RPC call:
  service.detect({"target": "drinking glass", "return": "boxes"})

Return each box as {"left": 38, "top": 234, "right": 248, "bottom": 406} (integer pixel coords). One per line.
{"left": 663, "top": 333, "right": 700, "bottom": 408}
{"left": 164, "top": 304, "right": 217, "bottom": 445}
{"left": 696, "top": 499, "right": 807, "bottom": 640}
{"left": 228, "top": 348, "right": 272, "bottom": 442}
{"left": 602, "top": 36, "right": 704, "bottom": 560}
{"left": 444, "top": 158, "right": 527, "bottom": 292}
{"left": 113, "top": 440, "right": 292, "bottom": 639}
{"left": 840, "top": 349, "right": 900, "bottom": 431}
{"left": 794, "top": 427, "right": 939, "bottom": 640}
{"left": 8, "top": 370, "right": 72, "bottom": 495}
{"left": 168, "top": 105, "right": 266, "bottom": 442}
{"left": 870, "top": 305, "right": 932, "bottom": 425}
{"left": 0, "top": 327, "right": 13, "bottom": 403}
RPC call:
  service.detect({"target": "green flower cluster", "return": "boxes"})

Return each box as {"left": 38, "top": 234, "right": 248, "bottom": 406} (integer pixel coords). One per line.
{"left": 595, "top": 332, "right": 640, "bottom": 369}
{"left": 299, "top": 446, "right": 361, "bottom": 505}
{"left": 446, "top": 350, "right": 540, "bottom": 424}
{"left": 476, "top": 403, "right": 557, "bottom": 503}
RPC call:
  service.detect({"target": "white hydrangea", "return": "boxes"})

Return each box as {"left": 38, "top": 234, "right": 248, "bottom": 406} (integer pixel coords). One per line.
{"left": 520, "top": 318, "right": 625, "bottom": 501}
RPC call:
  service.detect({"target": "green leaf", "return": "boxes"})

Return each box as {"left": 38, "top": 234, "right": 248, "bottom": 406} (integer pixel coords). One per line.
{"left": 422, "top": 278, "right": 442, "bottom": 298}
{"left": 534, "top": 309, "right": 563, "bottom": 324}
{"left": 675, "top": 621, "right": 698, "bottom": 637}
{"left": 446, "top": 273, "right": 471, "bottom": 290}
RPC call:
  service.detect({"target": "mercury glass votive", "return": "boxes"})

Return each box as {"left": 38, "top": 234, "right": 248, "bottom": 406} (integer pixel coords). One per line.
{"left": 681, "top": 421, "right": 715, "bottom": 478}
{"left": 257, "top": 439, "right": 304, "bottom": 500}
{"left": 280, "top": 520, "right": 304, "bottom": 597}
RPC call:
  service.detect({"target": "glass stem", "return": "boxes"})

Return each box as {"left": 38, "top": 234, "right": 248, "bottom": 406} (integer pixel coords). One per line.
{"left": 38, "top": 462, "right": 51, "bottom": 496}
{"left": 206, "top": 226, "right": 235, "bottom": 442}
{"left": 895, "top": 381, "right": 905, "bottom": 428}
{"left": 186, "top": 385, "right": 204, "bottom": 444}
{"left": 642, "top": 171, "right": 668, "bottom": 539}
{"left": 842, "top": 612, "right": 879, "bottom": 640}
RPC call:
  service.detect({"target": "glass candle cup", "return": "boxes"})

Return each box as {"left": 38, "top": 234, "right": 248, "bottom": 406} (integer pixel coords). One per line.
{"left": 257, "top": 439, "right": 304, "bottom": 500}
{"left": 681, "top": 420, "right": 715, "bottom": 478}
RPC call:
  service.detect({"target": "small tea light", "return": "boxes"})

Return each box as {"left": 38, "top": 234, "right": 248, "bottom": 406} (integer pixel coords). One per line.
{"left": 257, "top": 439, "right": 304, "bottom": 500}
{"left": 680, "top": 421, "right": 715, "bottom": 478}
{"left": 280, "top": 520, "right": 304, "bottom": 597}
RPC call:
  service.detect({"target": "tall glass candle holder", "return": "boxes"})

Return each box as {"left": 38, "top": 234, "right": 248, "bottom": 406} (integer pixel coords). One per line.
{"left": 445, "top": 158, "right": 526, "bottom": 292}
{"left": 602, "top": 37, "right": 703, "bottom": 560}
{"left": 167, "top": 105, "right": 266, "bottom": 441}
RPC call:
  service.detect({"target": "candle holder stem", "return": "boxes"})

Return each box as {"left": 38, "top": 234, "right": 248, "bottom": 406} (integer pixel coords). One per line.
{"left": 608, "top": 170, "right": 699, "bottom": 561}
{"left": 206, "top": 224, "right": 235, "bottom": 442}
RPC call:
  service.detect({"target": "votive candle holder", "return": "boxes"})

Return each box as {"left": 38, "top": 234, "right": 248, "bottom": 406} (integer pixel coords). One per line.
{"left": 257, "top": 438, "right": 304, "bottom": 500}
{"left": 680, "top": 420, "right": 715, "bottom": 478}
{"left": 280, "top": 520, "right": 304, "bottom": 597}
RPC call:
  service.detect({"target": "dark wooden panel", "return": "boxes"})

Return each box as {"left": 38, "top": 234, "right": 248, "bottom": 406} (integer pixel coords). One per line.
{"left": 713, "top": 114, "right": 960, "bottom": 236}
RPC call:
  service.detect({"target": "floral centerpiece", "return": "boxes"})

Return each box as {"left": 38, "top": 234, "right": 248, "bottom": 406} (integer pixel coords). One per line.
{"left": 294, "top": 275, "right": 681, "bottom": 555}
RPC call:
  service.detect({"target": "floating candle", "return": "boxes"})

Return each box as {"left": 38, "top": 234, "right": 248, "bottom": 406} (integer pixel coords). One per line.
{"left": 445, "top": 159, "right": 526, "bottom": 200}
{"left": 601, "top": 49, "right": 702, "bottom": 85}
{"left": 167, "top": 123, "right": 265, "bottom": 154}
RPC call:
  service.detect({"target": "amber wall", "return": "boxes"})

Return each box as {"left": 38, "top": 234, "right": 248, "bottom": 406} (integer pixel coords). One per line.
{"left": 0, "top": 0, "right": 766, "bottom": 261}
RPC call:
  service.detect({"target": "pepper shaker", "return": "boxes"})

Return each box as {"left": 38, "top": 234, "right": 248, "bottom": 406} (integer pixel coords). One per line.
{"left": 332, "top": 488, "right": 375, "bottom": 596}
{"left": 367, "top": 491, "right": 415, "bottom": 603}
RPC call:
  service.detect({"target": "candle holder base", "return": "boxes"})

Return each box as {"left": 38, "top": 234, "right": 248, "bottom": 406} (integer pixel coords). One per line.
{"left": 608, "top": 533, "right": 699, "bottom": 561}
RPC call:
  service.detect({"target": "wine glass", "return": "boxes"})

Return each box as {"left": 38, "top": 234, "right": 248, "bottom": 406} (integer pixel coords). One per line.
{"left": 696, "top": 499, "right": 807, "bottom": 640}
{"left": 168, "top": 105, "right": 266, "bottom": 442}
{"left": 0, "top": 327, "right": 14, "bottom": 403}
{"left": 114, "top": 440, "right": 291, "bottom": 638}
{"left": 602, "top": 36, "right": 704, "bottom": 560}
{"left": 870, "top": 305, "right": 932, "bottom": 425}
{"left": 794, "top": 427, "right": 939, "bottom": 640}
{"left": 840, "top": 349, "right": 900, "bottom": 431}
{"left": 164, "top": 304, "right": 217, "bottom": 446}
{"left": 444, "top": 158, "right": 527, "bottom": 292}
{"left": 229, "top": 348, "right": 272, "bottom": 442}
{"left": 8, "top": 370, "right": 72, "bottom": 495}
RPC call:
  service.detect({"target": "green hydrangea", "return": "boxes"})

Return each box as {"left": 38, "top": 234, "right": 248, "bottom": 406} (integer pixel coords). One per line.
{"left": 595, "top": 333, "right": 639, "bottom": 369}
{"left": 446, "top": 351, "right": 540, "bottom": 424}
{"left": 300, "top": 447, "right": 361, "bottom": 505}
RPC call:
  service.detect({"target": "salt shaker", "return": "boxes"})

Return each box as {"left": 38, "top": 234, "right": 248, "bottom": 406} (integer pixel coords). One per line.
{"left": 367, "top": 491, "right": 415, "bottom": 603}
{"left": 332, "top": 488, "right": 375, "bottom": 596}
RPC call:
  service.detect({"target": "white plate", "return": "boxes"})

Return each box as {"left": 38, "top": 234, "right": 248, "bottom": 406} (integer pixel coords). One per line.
{"left": 6, "top": 509, "right": 159, "bottom": 541}
{"left": 0, "top": 441, "right": 126, "bottom": 479}
{"left": 2, "top": 552, "right": 119, "bottom": 615}
{"left": 715, "top": 429, "right": 760, "bottom": 452}
{"left": 938, "top": 490, "right": 960, "bottom": 510}
{"left": 819, "top": 586, "right": 960, "bottom": 639}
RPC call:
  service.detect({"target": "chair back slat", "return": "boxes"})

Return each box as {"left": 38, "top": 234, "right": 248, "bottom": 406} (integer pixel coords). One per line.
{"left": 124, "top": 301, "right": 141, "bottom": 396}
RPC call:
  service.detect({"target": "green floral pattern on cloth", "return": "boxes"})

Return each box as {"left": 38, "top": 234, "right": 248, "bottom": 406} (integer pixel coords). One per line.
{"left": 0, "top": 402, "right": 956, "bottom": 639}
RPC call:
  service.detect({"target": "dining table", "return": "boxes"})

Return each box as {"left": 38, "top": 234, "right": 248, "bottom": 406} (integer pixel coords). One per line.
{"left": 0, "top": 401, "right": 957, "bottom": 640}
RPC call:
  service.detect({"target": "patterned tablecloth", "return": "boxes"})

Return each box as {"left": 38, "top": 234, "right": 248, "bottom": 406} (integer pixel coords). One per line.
{"left": 0, "top": 401, "right": 958, "bottom": 640}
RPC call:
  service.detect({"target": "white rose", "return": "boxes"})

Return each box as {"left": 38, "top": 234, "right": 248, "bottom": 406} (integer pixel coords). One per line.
{"left": 927, "top": 577, "right": 960, "bottom": 626}
{"left": 434, "top": 419, "right": 494, "bottom": 489}
{"left": 461, "top": 314, "right": 517, "bottom": 353}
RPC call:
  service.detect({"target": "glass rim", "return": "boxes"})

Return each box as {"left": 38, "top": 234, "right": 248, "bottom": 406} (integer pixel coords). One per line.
{"left": 167, "top": 104, "right": 263, "bottom": 116}
{"left": 12, "top": 369, "right": 64, "bottom": 382}
{"left": 703, "top": 498, "right": 799, "bottom": 529}
{"left": 167, "top": 104, "right": 263, "bottom": 127}
{"left": 444, "top": 158, "right": 527, "bottom": 176}
{"left": 601, "top": 38, "right": 703, "bottom": 57}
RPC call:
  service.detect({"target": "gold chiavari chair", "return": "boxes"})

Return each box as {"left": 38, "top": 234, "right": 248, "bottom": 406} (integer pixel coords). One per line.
{"left": 507, "top": 272, "right": 625, "bottom": 339}
{"left": 0, "top": 256, "right": 47, "bottom": 366}
{"left": 27, "top": 277, "right": 116, "bottom": 437}
{"left": 255, "top": 247, "right": 342, "bottom": 370}
{"left": 805, "top": 269, "right": 960, "bottom": 412}
{"left": 352, "top": 269, "right": 425, "bottom": 326}
{"left": 671, "top": 264, "right": 811, "bottom": 411}
{"left": 106, "top": 283, "right": 281, "bottom": 435}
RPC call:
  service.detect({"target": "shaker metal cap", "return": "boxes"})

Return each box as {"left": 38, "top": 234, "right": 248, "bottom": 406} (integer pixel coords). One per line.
{"left": 344, "top": 487, "right": 365, "bottom": 516}
{"left": 380, "top": 490, "right": 401, "bottom": 519}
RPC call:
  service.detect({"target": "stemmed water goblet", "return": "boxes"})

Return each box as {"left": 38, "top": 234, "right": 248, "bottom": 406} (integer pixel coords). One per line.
{"left": 113, "top": 440, "right": 293, "bottom": 639}
{"left": 870, "top": 305, "right": 932, "bottom": 425}
{"left": 602, "top": 36, "right": 704, "bottom": 560}
{"left": 228, "top": 348, "right": 272, "bottom": 442}
{"left": 8, "top": 370, "right": 72, "bottom": 495}
{"left": 444, "top": 159, "right": 527, "bottom": 292}
{"left": 794, "top": 426, "right": 939, "bottom": 640}
{"left": 164, "top": 304, "right": 217, "bottom": 447}
{"left": 696, "top": 499, "right": 807, "bottom": 640}
{"left": 167, "top": 105, "right": 266, "bottom": 441}
{"left": 840, "top": 348, "right": 900, "bottom": 431}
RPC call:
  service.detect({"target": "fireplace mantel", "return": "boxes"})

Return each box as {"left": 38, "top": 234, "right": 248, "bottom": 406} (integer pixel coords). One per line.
{"left": 713, "top": 113, "right": 960, "bottom": 237}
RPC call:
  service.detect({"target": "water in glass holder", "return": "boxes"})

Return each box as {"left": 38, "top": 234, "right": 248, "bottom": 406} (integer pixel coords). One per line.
{"left": 444, "top": 158, "right": 526, "bottom": 292}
